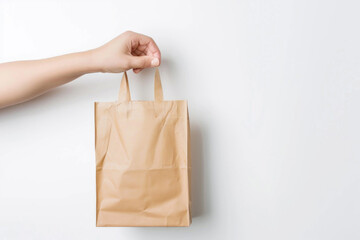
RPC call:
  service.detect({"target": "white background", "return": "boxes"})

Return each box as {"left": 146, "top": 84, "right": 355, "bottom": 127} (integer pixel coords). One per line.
{"left": 1, "top": 0, "right": 360, "bottom": 239}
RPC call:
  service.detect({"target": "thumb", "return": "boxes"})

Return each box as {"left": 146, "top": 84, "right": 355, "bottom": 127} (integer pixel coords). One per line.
{"left": 127, "top": 56, "right": 160, "bottom": 69}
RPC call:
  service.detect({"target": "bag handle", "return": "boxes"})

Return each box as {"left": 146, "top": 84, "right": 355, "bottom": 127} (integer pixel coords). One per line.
{"left": 118, "top": 68, "right": 164, "bottom": 102}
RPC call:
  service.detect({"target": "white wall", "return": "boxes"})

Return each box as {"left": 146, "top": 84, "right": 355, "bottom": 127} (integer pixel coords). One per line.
{"left": 1, "top": 0, "right": 360, "bottom": 239}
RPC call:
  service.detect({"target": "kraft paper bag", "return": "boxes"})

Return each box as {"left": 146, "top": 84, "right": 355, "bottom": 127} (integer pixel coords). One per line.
{"left": 94, "top": 69, "right": 191, "bottom": 227}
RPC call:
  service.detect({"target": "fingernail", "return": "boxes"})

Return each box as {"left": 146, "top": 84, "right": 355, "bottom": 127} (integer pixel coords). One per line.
{"left": 151, "top": 58, "right": 159, "bottom": 67}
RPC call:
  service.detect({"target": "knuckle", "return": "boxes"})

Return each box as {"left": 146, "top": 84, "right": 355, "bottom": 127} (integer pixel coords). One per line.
{"left": 123, "top": 30, "right": 134, "bottom": 37}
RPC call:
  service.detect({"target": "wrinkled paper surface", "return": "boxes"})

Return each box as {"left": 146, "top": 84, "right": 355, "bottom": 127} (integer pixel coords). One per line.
{"left": 94, "top": 69, "right": 191, "bottom": 227}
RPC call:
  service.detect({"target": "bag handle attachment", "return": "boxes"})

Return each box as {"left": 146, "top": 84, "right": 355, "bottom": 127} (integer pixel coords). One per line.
{"left": 118, "top": 68, "right": 164, "bottom": 102}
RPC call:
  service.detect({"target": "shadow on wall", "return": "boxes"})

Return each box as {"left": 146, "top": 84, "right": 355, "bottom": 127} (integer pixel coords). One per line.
{"left": 191, "top": 122, "right": 205, "bottom": 219}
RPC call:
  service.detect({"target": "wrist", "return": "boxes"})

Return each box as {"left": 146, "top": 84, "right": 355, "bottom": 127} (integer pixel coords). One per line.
{"left": 83, "top": 48, "right": 105, "bottom": 73}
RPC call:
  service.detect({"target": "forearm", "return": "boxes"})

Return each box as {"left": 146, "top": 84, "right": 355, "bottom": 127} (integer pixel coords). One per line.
{"left": 0, "top": 50, "right": 97, "bottom": 108}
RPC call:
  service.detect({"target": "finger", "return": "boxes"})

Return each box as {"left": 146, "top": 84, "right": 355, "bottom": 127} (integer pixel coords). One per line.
{"left": 145, "top": 40, "right": 161, "bottom": 64}
{"left": 127, "top": 55, "right": 160, "bottom": 69}
{"left": 133, "top": 68, "right": 142, "bottom": 74}
{"left": 131, "top": 33, "right": 161, "bottom": 64}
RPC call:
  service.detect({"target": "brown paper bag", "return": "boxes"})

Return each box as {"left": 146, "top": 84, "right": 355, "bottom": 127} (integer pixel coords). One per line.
{"left": 94, "top": 69, "right": 191, "bottom": 227}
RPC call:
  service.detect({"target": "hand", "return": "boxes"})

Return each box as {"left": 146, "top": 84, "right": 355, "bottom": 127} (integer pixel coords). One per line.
{"left": 90, "top": 31, "right": 161, "bottom": 74}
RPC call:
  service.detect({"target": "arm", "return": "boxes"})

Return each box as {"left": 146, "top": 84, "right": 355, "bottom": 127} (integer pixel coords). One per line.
{"left": 0, "top": 31, "right": 161, "bottom": 109}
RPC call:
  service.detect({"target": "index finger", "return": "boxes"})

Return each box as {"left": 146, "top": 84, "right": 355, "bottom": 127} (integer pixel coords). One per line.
{"left": 132, "top": 33, "right": 161, "bottom": 63}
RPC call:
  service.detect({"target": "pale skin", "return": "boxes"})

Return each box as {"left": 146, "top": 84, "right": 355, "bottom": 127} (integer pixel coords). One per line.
{"left": 0, "top": 31, "right": 161, "bottom": 109}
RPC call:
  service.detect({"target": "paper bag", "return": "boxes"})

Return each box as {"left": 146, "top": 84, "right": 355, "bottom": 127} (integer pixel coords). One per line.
{"left": 94, "top": 69, "right": 191, "bottom": 227}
